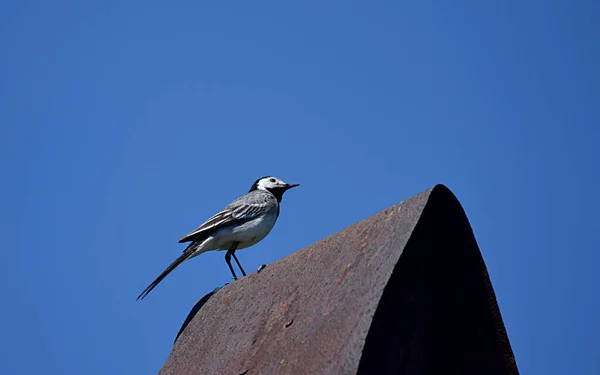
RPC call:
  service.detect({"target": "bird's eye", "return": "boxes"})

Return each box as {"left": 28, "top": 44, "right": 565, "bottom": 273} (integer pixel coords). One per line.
{"left": 269, "top": 178, "right": 276, "bottom": 183}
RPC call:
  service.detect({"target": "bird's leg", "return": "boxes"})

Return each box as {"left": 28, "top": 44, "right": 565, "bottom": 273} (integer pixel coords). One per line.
{"left": 225, "top": 244, "right": 239, "bottom": 280}
{"left": 232, "top": 252, "right": 246, "bottom": 277}
{"left": 228, "top": 241, "right": 246, "bottom": 276}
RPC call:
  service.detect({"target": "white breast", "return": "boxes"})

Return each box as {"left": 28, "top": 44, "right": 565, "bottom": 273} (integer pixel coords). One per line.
{"left": 229, "top": 213, "right": 278, "bottom": 249}
{"left": 200, "top": 210, "right": 278, "bottom": 251}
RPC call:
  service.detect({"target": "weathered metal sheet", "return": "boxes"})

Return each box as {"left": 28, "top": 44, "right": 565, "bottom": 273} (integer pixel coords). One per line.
{"left": 159, "top": 185, "right": 518, "bottom": 375}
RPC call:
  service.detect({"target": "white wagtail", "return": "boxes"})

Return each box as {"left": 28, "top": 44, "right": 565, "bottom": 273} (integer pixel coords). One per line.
{"left": 137, "top": 176, "right": 299, "bottom": 300}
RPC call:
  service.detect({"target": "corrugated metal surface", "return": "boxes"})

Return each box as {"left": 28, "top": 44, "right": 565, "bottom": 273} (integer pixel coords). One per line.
{"left": 159, "top": 185, "right": 518, "bottom": 375}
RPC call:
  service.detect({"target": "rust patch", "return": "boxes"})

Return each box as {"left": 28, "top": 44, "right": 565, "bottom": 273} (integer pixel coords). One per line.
{"left": 360, "top": 235, "right": 369, "bottom": 248}
{"left": 323, "top": 305, "right": 335, "bottom": 316}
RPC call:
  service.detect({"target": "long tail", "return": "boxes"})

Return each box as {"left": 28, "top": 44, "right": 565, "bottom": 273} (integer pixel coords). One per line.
{"left": 137, "top": 251, "right": 192, "bottom": 300}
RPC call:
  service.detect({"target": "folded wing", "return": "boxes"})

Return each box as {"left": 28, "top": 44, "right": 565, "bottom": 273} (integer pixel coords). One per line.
{"left": 178, "top": 195, "right": 271, "bottom": 243}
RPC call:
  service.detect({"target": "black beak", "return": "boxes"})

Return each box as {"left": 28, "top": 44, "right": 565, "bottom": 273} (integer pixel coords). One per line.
{"left": 285, "top": 183, "right": 300, "bottom": 190}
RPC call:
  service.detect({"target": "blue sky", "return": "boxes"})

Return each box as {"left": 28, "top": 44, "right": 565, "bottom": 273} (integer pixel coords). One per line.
{"left": 1, "top": 1, "right": 599, "bottom": 374}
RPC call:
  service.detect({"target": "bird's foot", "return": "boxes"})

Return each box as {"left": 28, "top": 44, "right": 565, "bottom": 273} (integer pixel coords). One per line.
{"left": 257, "top": 264, "right": 268, "bottom": 273}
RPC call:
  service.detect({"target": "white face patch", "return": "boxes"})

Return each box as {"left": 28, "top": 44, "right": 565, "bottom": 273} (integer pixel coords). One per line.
{"left": 256, "top": 176, "right": 286, "bottom": 191}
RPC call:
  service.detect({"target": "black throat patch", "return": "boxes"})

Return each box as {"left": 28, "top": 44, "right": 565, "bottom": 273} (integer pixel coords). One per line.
{"left": 267, "top": 187, "right": 287, "bottom": 203}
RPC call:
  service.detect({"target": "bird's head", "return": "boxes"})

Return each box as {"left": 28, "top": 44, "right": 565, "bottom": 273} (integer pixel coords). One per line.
{"left": 249, "top": 176, "right": 299, "bottom": 202}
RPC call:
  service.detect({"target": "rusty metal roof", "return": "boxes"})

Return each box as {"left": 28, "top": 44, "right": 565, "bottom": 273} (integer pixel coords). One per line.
{"left": 159, "top": 185, "right": 519, "bottom": 375}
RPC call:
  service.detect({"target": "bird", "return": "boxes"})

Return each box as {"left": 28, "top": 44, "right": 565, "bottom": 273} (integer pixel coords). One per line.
{"left": 136, "top": 176, "right": 299, "bottom": 300}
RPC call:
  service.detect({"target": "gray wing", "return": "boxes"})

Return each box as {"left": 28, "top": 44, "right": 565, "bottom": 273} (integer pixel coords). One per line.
{"left": 178, "top": 192, "right": 273, "bottom": 243}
